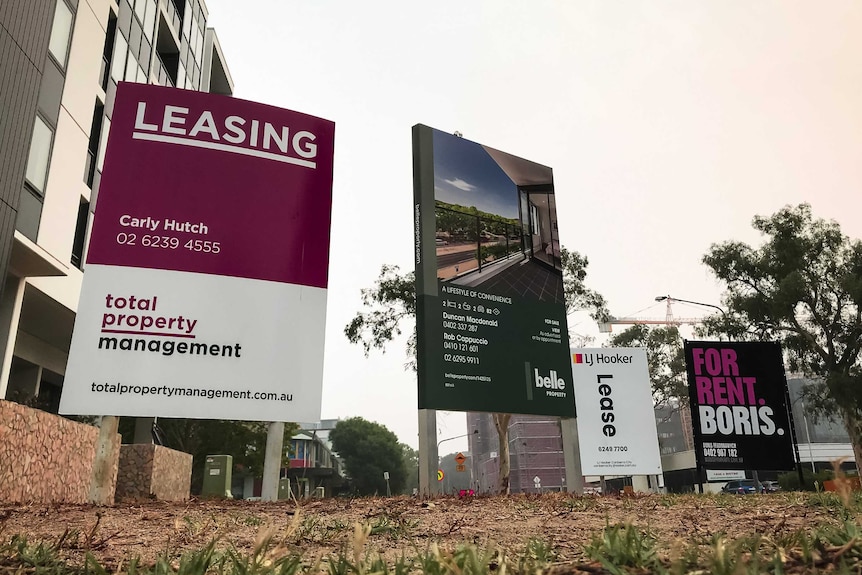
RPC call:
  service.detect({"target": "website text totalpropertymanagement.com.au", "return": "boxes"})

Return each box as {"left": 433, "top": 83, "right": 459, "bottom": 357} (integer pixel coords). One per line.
{"left": 89, "top": 382, "right": 293, "bottom": 402}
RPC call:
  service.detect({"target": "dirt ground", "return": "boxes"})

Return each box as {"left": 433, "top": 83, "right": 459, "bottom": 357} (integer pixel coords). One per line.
{"left": 0, "top": 492, "right": 845, "bottom": 567}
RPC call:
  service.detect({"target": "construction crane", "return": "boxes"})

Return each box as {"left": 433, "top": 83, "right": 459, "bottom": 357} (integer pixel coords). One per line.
{"left": 597, "top": 296, "right": 708, "bottom": 333}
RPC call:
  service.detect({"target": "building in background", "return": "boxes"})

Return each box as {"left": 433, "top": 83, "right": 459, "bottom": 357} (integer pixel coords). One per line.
{"left": 468, "top": 412, "right": 566, "bottom": 493}
{"left": 287, "top": 419, "right": 345, "bottom": 497}
{"left": 0, "top": 0, "right": 232, "bottom": 409}
{"left": 655, "top": 401, "right": 695, "bottom": 455}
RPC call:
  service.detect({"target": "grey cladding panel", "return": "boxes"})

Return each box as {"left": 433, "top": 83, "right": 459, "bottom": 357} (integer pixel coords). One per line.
{"left": 37, "top": 58, "right": 65, "bottom": 127}
{"left": 0, "top": 0, "right": 55, "bottom": 70}
{"left": 0, "top": 29, "right": 41, "bottom": 208}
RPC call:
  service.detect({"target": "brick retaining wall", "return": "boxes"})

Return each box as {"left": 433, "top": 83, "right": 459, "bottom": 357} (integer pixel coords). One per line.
{"left": 116, "top": 444, "right": 192, "bottom": 501}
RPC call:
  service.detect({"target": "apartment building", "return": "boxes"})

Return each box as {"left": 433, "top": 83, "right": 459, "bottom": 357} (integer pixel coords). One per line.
{"left": 0, "top": 0, "right": 232, "bottom": 410}
{"left": 468, "top": 412, "right": 567, "bottom": 493}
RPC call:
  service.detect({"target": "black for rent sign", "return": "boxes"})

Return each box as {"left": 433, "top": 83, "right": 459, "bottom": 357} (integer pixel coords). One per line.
{"left": 684, "top": 341, "right": 796, "bottom": 471}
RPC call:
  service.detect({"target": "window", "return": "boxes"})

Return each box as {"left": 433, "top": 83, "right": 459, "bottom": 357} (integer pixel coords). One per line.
{"left": 529, "top": 203, "right": 540, "bottom": 235}
{"left": 24, "top": 116, "right": 53, "bottom": 192}
{"left": 110, "top": 33, "right": 128, "bottom": 83}
{"left": 143, "top": 0, "right": 156, "bottom": 41}
{"left": 48, "top": 1, "right": 74, "bottom": 68}
{"left": 71, "top": 198, "right": 90, "bottom": 269}
{"left": 124, "top": 51, "right": 137, "bottom": 81}
{"left": 134, "top": 0, "right": 146, "bottom": 24}
{"left": 96, "top": 117, "right": 111, "bottom": 172}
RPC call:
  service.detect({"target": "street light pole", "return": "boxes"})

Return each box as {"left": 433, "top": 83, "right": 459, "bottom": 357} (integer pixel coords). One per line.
{"left": 437, "top": 431, "right": 476, "bottom": 452}
{"left": 437, "top": 430, "right": 478, "bottom": 495}
{"left": 799, "top": 400, "right": 817, "bottom": 472}
{"left": 655, "top": 295, "right": 730, "bottom": 340}
{"left": 655, "top": 295, "right": 731, "bottom": 493}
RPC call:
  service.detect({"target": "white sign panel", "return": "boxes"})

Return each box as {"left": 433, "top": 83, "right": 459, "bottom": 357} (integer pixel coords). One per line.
{"left": 706, "top": 469, "right": 746, "bottom": 481}
{"left": 571, "top": 348, "right": 662, "bottom": 475}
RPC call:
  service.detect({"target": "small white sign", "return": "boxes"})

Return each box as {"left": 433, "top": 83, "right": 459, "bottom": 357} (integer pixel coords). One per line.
{"left": 209, "top": 468, "right": 220, "bottom": 475}
{"left": 383, "top": 471, "right": 390, "bottom": 480}
{"left": 706, "top": 469, "right": 746, "bottom": 481}
{"left": 572, "top": 348, "right": 663, "bottom": 476}
{"left": 533, "top": 475, "right": 541, "bottom": 485}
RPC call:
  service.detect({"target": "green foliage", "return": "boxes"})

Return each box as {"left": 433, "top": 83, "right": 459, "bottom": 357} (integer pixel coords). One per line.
{"left": 400, "top": 443, "right": 419, "bottom": 495}
{"left": 585, "top": 523, "right": 660, "bottom": 573}
{"left": 118, "top": 418, "right": 300, "bottom": 494}
{"left": 702, "top": 203, "right": 862, "bottom": 462}
{"left": 609, "top": 324, "right": 687, "bottom": 406}
{"left": 778, "top": 469, "right": 835, "bottom": 491}
{"left": 329, "top": 417, "right": 407, "bottom": 495}
{"left": 560, "top": 247, "right": 609, "bottom": 320}
{"left": 435, "top": 200, "right": 520, "bottom": 229}
{"left": 343, "top": 265, "right": 417, "bottom": 370}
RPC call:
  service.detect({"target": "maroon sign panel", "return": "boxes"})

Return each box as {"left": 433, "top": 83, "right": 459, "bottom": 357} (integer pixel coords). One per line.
{"left": 88, "top": 82, "right": 335, "bottom": 287}
{"left": 684, "top": 341, "right": 796, "bottom": 471}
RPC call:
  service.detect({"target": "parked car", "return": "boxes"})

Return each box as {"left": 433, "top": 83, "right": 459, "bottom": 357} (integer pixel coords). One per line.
{"left": 761, "top": 480, "right": 780, "bottom": 493}
{"left": 721, "top": 480, "right": 763, "bottom": 494}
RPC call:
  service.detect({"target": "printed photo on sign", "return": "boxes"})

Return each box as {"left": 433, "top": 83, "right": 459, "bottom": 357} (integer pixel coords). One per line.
{"left": 413, "top": 125, "right": 574, "bottom": 416}
{"left": 433, "top": 135, "right": 563, "bottom": 304}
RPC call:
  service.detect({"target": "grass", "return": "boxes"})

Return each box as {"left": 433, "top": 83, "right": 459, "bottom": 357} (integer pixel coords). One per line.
{"left": 6, "top": 492, "right": 862, "bottom": 575}
{"left": 8, "top": 521, "right": 862, "bottom": 575}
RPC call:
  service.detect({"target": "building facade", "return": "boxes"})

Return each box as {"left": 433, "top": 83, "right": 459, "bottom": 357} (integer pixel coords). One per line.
{"left": 0, "top": 0, "right": 232, "bottom": 409}
{"left": 468, "top": 412, "right": 567, "bottom": 493}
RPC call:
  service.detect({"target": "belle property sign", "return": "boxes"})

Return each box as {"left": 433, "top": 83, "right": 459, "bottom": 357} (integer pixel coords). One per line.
{"left": 571, "top": 348, "right": 662, "bottom": 475}
{"left": 684, "top": 341, "right": 796, "bottom": 471}
{"left": 59, "top": 83, "right": 335, "bottom": 422}
{"left": 412, "top": 125, "right": 574, "bottom": 416}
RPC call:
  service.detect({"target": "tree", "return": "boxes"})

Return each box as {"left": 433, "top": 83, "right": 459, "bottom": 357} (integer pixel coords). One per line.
{"left": 401, "top": 443, "right": 419, "bottom": 494}
{"left": 702, "top": 203, "right": 862, "bottom": 468}
{"left": 608, "top": 324, "right": 687, "bottom": 408}
{"left": 344, "top": 247, "right": 608, "bottom": 493}
{"left": 329, "top": 417, "right": 407, "bottom": 495}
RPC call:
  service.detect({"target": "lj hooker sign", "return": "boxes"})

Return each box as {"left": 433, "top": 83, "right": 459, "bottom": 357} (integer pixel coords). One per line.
{"left": 684, "top": 341, "right": 796, "bottom": 472}
{"left": 59, "top": 83, "right": 335, "bottom": 422}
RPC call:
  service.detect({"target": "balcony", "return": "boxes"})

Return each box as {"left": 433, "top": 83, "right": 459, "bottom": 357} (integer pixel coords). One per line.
{"left": 153, "top": 53, "right": 176, "bottom": 87}
{"left": 161, "top": 0, "right": 182, "bottom": 35}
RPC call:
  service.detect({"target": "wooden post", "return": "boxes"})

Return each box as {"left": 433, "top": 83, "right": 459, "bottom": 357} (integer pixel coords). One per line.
{"left": 418, "top": 409, "right": 439, "bottom": 496}
{"left": 89, "top": 415, "right": 119, "bottom": 505}
{"left": 261, "top": 421, "right": 285, "bottom": 501}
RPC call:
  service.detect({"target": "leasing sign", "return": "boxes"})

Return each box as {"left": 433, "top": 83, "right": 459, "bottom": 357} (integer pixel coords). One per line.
{"left": 571, "top": 348, "right": 662, "bottom": 475}
{"left": 684, "top": 341, "right": 796, "bottom": 471}
{"left": 59, "top": 83, "right": 335, "bottom": 422}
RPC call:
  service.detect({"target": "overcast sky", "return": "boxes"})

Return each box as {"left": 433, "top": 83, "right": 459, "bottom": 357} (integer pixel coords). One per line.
{"left": 204, "top": 0, "right": 862, "bottom": 451}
